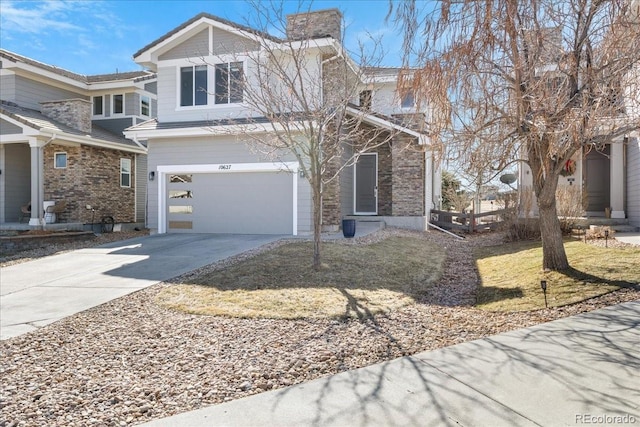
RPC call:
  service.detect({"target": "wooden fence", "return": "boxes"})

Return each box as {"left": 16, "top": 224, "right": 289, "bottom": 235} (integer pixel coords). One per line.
{"left": 430, "top": 208, "right": 516, "bottom": 233}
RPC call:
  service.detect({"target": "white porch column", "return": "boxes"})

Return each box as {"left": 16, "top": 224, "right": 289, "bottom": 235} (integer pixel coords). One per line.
{"left": 610, "top": 141, "right": 625, "bottom": 219}
{"left": 28, "top": 139, "right": 45, "bottom": 226}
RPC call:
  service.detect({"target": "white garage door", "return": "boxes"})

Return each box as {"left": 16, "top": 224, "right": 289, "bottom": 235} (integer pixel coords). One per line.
{"left": 167, "top": 171, "right": 294, "bottom": 234}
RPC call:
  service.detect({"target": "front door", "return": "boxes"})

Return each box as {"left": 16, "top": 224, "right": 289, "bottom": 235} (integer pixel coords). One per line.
{"left": 354, "top": 153, "right": 378, "bottom": 214}
{"left": 584, "top": 145, "right": 611, "bottom": 215}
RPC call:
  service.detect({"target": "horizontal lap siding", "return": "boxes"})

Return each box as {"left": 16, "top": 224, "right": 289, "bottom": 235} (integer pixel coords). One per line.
{"left": 14, "top": 75, "right": 86, "bottom": 111}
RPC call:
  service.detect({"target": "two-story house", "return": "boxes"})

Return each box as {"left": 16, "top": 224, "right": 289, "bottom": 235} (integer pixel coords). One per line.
{"left": 124, "top": 9, "right": 441, "bottom": 235}
{"left": 0, "top": 49, "right": 156, "bottom": 228}
{"left": 517, "top": 4, "right": 640, "bottom": 229}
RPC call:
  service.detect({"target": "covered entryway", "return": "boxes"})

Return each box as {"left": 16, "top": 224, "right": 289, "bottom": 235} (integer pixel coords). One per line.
{"left": 584, "top": 146, "right": 611, "bottom": 216}
{"left": 354, "top": 153, "right": 378, "bottom": 214}
{"left": 159, "top": 162, "right": 298, "bottom": 235}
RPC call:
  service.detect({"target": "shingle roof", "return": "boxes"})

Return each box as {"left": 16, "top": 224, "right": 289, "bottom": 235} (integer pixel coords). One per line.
{"left": 0, "top": 49, "right": 154, "bottom": 84}
{"left": 0, "top": 101, "right": 140, "bottom": 149}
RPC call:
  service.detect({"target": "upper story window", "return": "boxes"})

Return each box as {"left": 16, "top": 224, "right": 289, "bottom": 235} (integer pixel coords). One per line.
{"left": 93, "top": 96, "right": 104, "bottom": 116}
{"left": 181, "top": 65, "right": 208, "bottom": 106}
{"left": 400, "top": 90, "right": 415, "bottom": 109}
{"left": 215, "top": 62, "right": 243, "bottom": 104}
{"left": 359, "top": 90, "right": 372, "bottom": 110}
{"left": 141, "top": 95, "right": 150, "bottom": 116}
{"left": 113, "top": 94, "right": 124, "bottom": 115}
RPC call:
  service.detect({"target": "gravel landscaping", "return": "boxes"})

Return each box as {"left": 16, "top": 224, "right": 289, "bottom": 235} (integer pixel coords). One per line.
{"left": 1, "top": 229, "right": 638, "bottom": 427}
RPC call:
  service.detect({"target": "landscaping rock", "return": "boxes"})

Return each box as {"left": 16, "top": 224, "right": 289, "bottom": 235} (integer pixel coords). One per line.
{"left": 0, "top": 228, "right": 637, "bottom": 426}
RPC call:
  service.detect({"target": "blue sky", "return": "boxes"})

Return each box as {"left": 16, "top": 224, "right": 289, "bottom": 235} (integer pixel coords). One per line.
{"left": 0, "top": 0, "right": 410, "bottom": 75}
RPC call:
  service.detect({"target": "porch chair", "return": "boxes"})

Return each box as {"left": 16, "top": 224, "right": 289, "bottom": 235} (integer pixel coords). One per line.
{"left": 20, "top": 203, "right": 31, "bottom": 223}
{"left": 45, "top": 200, "right": 67, "bottom": 223}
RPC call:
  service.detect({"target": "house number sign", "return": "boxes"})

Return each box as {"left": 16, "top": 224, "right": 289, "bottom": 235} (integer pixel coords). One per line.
{"left": 218, "top": 164, "right": 232, "bottom": 170}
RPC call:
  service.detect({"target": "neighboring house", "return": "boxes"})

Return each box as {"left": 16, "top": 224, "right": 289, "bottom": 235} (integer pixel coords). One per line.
{"left": 518, "top": 17, "right": 640, "bottom": 228}
{"left": 124, "top": 10, "right": 441, "bottom": 235}
{"left": 0, "top": 49, "right": 156, "bottom": 227}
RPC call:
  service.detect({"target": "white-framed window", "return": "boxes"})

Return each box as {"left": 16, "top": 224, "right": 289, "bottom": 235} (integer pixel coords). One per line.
{"left": 215, "top": 62, "right": 243, "bottom": 104}
{"left": 140, "top": 95, "right": 150, "bottom": 116}
{"left": 400, "top": 90, "right": 415, "bottom": 109}
{"left": 54, "top": 152, "right": 67, "bottom": 169}
{"left": 93, "top": 96, "right": 104, "bottom": 116}
{"left": 180, "top": 65, "right": 208, "bottom": 106}
{"left": 112, "top": 94, "right": 124, "bottom": 115}
{"left": 120, "top": 158, "right": 131, "bottom": 187}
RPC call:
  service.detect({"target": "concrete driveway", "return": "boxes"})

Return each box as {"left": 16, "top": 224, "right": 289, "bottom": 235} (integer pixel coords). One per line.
{"left": 0, "top": 233, "right": 282, "bottom": 340}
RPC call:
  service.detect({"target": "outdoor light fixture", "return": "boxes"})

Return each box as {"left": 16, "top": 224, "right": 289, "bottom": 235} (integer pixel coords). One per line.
{"left": 540, "top": 280, "right": 548, "bottom": 308}
{"left": 605, "top": 229, "right": 609, "bottom": 248}
{"left": 149, "top": 171, "right": 155, "bottom": 181}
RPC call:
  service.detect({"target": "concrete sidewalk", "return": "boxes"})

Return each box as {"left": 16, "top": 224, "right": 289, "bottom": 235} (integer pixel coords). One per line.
{"left": 141, "top": 301, "right": 640, "bottom": 427}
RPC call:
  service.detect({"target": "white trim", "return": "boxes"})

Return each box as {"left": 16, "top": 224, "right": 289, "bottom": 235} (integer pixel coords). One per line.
{"left": 156, "top": 161, "right": 299, "bottom": 234}
{"left": 124, "top": 120, "right": 308, "bottom": 140}
{"left": 140, "top": 95, "right": 151, "bottom": 117}
{"left": 353, "top": 152, "right": 378, "bottom": 215}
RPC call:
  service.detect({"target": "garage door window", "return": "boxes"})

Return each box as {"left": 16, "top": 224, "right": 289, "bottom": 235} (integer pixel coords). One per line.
{"left": 170, "top": 174, "right": 192, "bottom": 183}
{"left": 169, "top": 205, "right": 193, "bottom": 214}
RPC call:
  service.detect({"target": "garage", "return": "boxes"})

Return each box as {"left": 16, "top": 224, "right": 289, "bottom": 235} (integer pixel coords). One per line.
{"left": 164, "top": 165, "right": 296, "bottom": 235}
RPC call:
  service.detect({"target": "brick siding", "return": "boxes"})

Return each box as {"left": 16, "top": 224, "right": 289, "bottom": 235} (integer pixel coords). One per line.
{"left": 391, "top": 135, "right": 425, "bottom": 216}
{"left": 43, "top": 143, "right": 136, "bottom": 224}
{"left": 40, "top": 99, "right": 92, "bottom": 133}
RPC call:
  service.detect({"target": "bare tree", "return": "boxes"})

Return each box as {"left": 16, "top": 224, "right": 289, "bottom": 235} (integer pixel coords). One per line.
{"left": 392, "top": 0, "right": 640, "bottom": 270}
{"left": 213, "top": 1, "right": 401, "bottom": 270}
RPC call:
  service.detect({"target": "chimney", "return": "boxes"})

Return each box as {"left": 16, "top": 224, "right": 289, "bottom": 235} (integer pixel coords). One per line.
{"left": 40, "top": 98, "right": 92, "bottom": 134}
{"left": 286, "top": 9, "right": 343, "bottom": 42}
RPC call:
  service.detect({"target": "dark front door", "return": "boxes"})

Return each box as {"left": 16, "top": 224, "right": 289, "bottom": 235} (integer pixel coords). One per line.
{"left": 584, "top": 146, "right": 610, "bottom": 215}
{"left": 355, "top": 153, "right": 378, "bottom": 214}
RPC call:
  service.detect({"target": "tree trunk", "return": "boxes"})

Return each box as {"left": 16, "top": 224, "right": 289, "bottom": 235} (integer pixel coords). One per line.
{"left": 312, "top": 186, "right": 322, "bottom": 271}
{"left": 537, "top": 189, "right": 570, "bottom": 271}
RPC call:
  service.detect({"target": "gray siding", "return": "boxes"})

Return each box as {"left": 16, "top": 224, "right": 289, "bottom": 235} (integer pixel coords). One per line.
{"left": 13, "top": 75, "right": 86, "bottom": 111}
{"left": 0, "top": 74, "right": 17, "bottom": 103}
{"left": 147, "top": 136, "right": 311, "bottom": 234}
{"left": 160, "top": 29, "right": 210, "bottom": 61}
{"left": 627, "top": 136, "right": 640, "bottom": 227}
{"left": 212, "top": 27, "right": 259, "bottom": 55}
{"left": 3, "top": 144, "right": 30, "bottom": 222}
{"left": 144, "top": 81, "right": 157, "bottom": 94}
{"left": 1, "top": 118, "right": 23, "bottom": 135}
{"left": 135, "top": 153, "right": 148, "bottom": 223}
{"left": 125, "top": 93, "right": 135, "bottom": 116}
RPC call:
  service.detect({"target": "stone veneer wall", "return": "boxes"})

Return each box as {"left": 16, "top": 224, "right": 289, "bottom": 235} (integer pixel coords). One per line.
{"left": 43, "top": 143, "right": 136, "bottom": 223}
{"left": 286, "top": 9, "right": 342, "bottom": 42}
{"left": 377, "top": 140, "right": 393, "bottom": 216}
{"left": 40, "top": 99, "right": 92, "bottom": 133}
{"left": 391, "top": 135, "right": 425, "bottom": 216}
{"left": 322, "top": 152, "right": 342, "bottom": 229}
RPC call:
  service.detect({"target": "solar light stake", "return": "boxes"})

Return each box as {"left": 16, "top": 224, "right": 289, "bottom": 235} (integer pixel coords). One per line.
{"left": 540, "top": 280, "right": 548, "bottom": 308}
{"left": 605, "top": 229, "right": 609, "bottom": 248}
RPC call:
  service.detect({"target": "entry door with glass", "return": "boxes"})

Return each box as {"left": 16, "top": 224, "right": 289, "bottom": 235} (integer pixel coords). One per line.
{"left": 354, "top": 153, "right": 378, "bottom": 214}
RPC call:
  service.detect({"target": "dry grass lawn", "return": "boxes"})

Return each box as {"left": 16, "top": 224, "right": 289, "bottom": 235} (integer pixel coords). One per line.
{"left": 156, "top": 235, "right": 445, "bottom": 319}
{"left": 475, "top": 239, "right": 640, "bottom": 311}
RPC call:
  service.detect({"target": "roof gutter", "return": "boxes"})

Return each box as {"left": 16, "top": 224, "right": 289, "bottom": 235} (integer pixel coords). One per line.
{"left": 39, "top": 129, "right": 147, "bottom": 154}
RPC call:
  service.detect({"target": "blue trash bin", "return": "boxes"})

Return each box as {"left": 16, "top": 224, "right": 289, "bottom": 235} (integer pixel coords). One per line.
{"left": 342, "top": 219, "right": 356, "bottom": 238}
